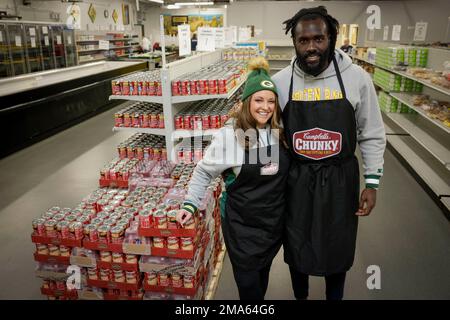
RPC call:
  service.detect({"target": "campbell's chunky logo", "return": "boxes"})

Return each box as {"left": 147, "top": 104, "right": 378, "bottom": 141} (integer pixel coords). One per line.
{"left": 293, "top": 128, "right": 342, "bottom": 160}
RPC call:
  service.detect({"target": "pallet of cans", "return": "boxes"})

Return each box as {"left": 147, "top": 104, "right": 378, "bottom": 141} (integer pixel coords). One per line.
{"left": 111, "top": 70, "right": 162, "bottom": 96}
{"left": 175, "top": 139, "right": 211, "bottom": 163}
{"left": 114, "top": 102, "right": 164, "bottom": 128}
{"left": 32, "top": 161, "right": 224, "bottom": 300}
{"left": 117, "top": 134, "right": 166, "bottom": 160}
{"left": 171, "top": 60, "right": 247, "bottom": 96}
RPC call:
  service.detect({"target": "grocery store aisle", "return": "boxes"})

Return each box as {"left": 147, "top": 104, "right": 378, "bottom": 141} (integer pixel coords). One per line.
{"left": 0, "top": 105, "right": 449, "bottom": 299}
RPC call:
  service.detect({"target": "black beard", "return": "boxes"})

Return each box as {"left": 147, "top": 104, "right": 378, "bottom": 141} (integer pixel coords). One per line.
{"left": 296, "top": 48, "right": 331, "bottom": 76}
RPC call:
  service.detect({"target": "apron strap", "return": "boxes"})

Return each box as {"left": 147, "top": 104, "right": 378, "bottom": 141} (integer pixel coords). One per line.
{"left": 288, "top": 57, "right": 296, "bottom": 104}
{"left": 332, "top": 56, "right": 347, "bottom": 99}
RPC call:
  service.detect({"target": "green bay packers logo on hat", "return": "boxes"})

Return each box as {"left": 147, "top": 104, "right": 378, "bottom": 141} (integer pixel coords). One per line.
{"left": 260, "top": 80, "right": 274, "bottom": 88}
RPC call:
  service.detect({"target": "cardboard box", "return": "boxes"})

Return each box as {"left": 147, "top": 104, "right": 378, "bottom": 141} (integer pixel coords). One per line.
{"left": 34, "top": 253, "right": 71, "bottom": 265}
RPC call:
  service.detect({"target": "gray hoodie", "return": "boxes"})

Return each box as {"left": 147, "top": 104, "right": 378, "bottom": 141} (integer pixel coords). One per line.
{"left": 272, "top": 49, "right": 386, "bottom": 189}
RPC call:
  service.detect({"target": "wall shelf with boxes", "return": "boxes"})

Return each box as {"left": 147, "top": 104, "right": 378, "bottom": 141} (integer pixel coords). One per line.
{"left": 76, "top": 32, "right": 140, "bottom": 64}
{"left": 351, "top": 46, "right": 450, "bottom": 214}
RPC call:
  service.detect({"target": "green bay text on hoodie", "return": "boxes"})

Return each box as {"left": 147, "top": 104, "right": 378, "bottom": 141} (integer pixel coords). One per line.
{"left": 272, "top": 49, "right": 386, "bottom": 189}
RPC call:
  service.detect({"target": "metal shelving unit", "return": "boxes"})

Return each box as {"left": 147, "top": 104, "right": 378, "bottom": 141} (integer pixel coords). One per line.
{"left": 354, "top": 48, "right": 450, "bottom": 215}
{"left": 108, "top": 49, "right": 237, "bottom": 160}
{"left": 389, "top": 92, "right": 450, "bottom": 134}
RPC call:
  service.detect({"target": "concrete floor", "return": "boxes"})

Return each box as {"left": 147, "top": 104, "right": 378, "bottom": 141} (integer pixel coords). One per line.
{"left": 0, "top": 105, "right": 449, "bottom": 299}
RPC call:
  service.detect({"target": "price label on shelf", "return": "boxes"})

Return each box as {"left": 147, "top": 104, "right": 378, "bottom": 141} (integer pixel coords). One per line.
{"left": 15, "top": 35, "right": 22, "bottom": 47}
{"left": 177, "top": 24, "right": 191, "bottom": 56}
{"left": 31, "top": 37, "right": 36, "bottom": 48}
{"left": 29, "top": 27, "right": 36, "bottom": 36}
{"left": 44, "top": 36, "right": 49, "bottom": 46}
{"left": 99, "top": 40, "right": 109, "bottom": 50}
{"left": 42, "top": 26, "right": 48, "bottom": 34}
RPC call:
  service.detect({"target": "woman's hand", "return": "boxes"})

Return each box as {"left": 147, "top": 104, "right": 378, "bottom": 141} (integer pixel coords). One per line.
{"left": 176, "top": 209, "right": 193, "bottom": 227}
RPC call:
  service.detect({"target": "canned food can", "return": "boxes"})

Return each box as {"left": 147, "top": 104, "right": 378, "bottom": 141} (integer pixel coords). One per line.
{"left": 171, "top": 273, "right": 183, "bottom": 288}
{"left": 154, "top": 210, "right": 167, "bottom": 229}
{"left": 199, "top": 79, "right": 208, "bottom": 95}
{"left": 126, "top": 254, "right": 138, "bottom": 264}
{"left": 121, "top": 81, "right": 130, "bottom": 96}
{"left": 161, "top": 148, "right": 167, "bottom": 160}
{"left": 181, "top": 80, "right": 190, "bottom": 95}
{"left": 208, "top": 79, "right": 218, "bottom": 95}
{"left": 180, "top": 237, "right": 194, "bottom": 250}
{"left": 190, "top": 80, "right": 199, "bottom": 95}
{"left": 114, "top": 113, "right": 123, "bottom": 127}
{"left": 202, "top": 114, "right": 210, "bottom": 130}
{"left": 220, "top": 114, "right": 229, "bottom": 127}
{"left": 174, "top": 115, "right": 183, "bottom": 130}
{"left": 123, "top": 113, "right": 132, "bottom": 127}
{"left": 150, "top": 114, "right": 158, "bottom": 128}
{"left": 146, "top": 271, "right": 157, "bottom": 286}
{"left": 132, "top": 113, "right": 140, "bottom": 127}
{"left": 32, "top": 218, "right": 46, "bottom": 235}
{"left": 158, "top": 114, "right": 164, "bottom": 129}
{"left": 114, "top": 270, "right": 125, "bottom": 283}
{"left": 44, "top": 219, "right": 58, "bottom": 238}
{"left": 136, "top": 147, "right": 144, "bottom": 160}
{"left": 97, "top": 225, "right": 111, "bottom": 243}
{"left": 84, "top": 224, "right": 98, "bottom": 242}
{"left": 194, "top": 148, "right": 203, "bottom": 162}
{"left": 36, "top": 243, "right": 49, "bottom": 255}
{"left": 87, "top": 268, "right": 98, "bottom": 280}
{"left": 210, "top": 114, "right": 219, "bottom": 129}
{"left": 183, "top": 274, "right": 195, "bottom": 288}
{"left": 126, "top": 271, "right": 137, "bottom": 284}
{"left": 130, "top": 81, "right": 138, "bottom": 96}
{"left": 112, "top": 80, "right": 121, "bottom": 95}
{"left": 71, "top": 222, "right": 83, "bottom": 240}
{"left": 172, "top": 81, "right": 180, "bottom": 96}
{"left": 138, "top": 81, "right": 147, "bottom": 96}
{"left": 184, "top": 149, "right": 193, "bottom": 163}
{"left": 110, "top": 226, "right": 125, "bottom": 244}
{"left": 147, "top": 81, "right": 156, "bottom": 96}
{"left": 139, "top": 210, "right": 152, "bottom": 229}
{"left": 158, "top": 272, "right": 170, "bottom": 287}
{"left": 184, "top": 115, "right": 192, "bottom": 130}
{"left": 193, "top": 115, "right": 202, "bottom": 130}
{"left": 153, "top": 237, "right": 165, "bottom": 248}
{"left": 48, "top": 244, "right": 60, "bottom": 256}
{"left": 218, "top": 78, "right": 227, "bottom": 94}
{"left": 100, "top": 268, "right": 111, "bottom": 281}
{"left": 167, "top": 236, "right": 180, "bottom": 250}
{"left": 156, "top": 82, "right": 162, "bottom": 96}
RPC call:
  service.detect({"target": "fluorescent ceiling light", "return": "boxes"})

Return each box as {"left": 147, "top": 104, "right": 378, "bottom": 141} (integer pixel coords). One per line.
{"left": 174, "top": 2, "right": 214, "bottom": 6}
{"left": 148, "top": 0, "right": 164, "bottom": 4}
{"left": 167, "top": 4, "right": 181, "bottom": 9}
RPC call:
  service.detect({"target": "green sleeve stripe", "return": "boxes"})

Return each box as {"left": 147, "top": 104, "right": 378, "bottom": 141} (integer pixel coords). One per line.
{"left": 364, "top": 174, "right": 381, "bottom": 179}
{"left": 182, "top": 203, "right": 197, "bottom": 214}
{"left": 365, "top": 183, "right": 379, "bottom": 190}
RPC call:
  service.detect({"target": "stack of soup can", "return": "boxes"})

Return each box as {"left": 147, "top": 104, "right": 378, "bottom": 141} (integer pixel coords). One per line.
{"left": 117, "top": 134, "right": 167, "bottom": 161}
{"left": 171, "top": 61, "right": 247, "bottom": 96}
{"left": 174, "top": 87, "right": 243, "bottom": 131}
{"left": 111, "top": 70, "right": 162, "bottom": 96}
{"left": 114, "top": 102, "right": 164, "bottom": 129}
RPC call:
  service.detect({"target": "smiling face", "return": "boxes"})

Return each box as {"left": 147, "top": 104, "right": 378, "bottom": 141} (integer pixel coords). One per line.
{"left": 249, "top": 90, "right": 276, "bottom": 128}
{"left": 294, "top": 18, "right": 331, "bottom": 76}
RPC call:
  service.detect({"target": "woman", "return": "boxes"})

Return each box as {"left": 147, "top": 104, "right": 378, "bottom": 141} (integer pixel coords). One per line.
{"left": 176, "top": 57, "right": 290, "bottom": 300}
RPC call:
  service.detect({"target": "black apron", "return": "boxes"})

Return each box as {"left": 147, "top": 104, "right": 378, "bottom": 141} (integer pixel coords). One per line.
{"left": 221, "top": 136, "right": 290, "bottom": 271}
{"left": 282, "top": 57, "right": 359, "bottom": 276}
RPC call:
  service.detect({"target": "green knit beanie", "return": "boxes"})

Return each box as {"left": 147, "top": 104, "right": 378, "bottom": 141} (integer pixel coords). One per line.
{"left": 241, "top": 57, "right": 278, "bottom": 101}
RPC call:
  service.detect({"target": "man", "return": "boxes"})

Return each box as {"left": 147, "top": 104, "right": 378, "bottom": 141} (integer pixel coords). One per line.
{"left": 272, "top": 6, "right": 386, "bottom": 300}
{"left": 340, "top": 38, "right": 353, "bottom": 54}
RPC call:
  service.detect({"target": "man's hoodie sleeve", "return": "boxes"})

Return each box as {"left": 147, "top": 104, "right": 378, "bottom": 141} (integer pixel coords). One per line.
{"left": 356, "top": 69, "right": 386, "bottom": 189}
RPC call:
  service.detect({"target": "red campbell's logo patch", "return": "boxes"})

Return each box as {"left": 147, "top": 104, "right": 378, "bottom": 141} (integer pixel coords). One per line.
{"left": 293, "top": 128, "right": 342, "bottom": 160}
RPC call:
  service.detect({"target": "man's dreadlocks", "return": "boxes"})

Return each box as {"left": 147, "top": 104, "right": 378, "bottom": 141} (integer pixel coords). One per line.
{"left": 283, "top": 6, "right": 340, "bottom": 63}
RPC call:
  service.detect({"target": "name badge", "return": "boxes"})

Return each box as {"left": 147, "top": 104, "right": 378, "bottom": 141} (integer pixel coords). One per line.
{"left": 260, "top": 162, "right": 279, "bottom": 176}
